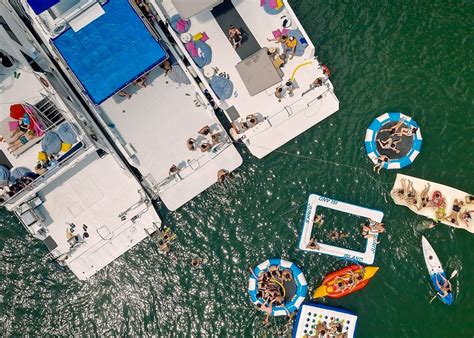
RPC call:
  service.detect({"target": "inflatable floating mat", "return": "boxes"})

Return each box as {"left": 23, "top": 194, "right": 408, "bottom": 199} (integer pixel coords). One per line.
{"left": 392, "top": 174, "right": 474, "bottom": 233}
{"left": 365, "top": 112, "right": 422, "bottom": 170}
{"left": 299, "top": 194, "right": 384, "bottom": 264}
{"left": 292, "top": 302, "right": 358, "bottom": 338}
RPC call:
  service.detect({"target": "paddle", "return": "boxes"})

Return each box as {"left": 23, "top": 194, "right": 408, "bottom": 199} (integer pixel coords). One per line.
{"left": 429, "top": 270, "right": 458, "bottom": 303}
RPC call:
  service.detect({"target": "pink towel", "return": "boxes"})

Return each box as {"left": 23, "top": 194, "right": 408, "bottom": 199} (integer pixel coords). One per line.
{"left": 272, "top": 29, "right": 282, "bottom": 38}
{"left": 176, "top": 21, "right": 186, "bottom": 33}
{"left": 201, "top": 32, "right": 209, "bottom": 42}
{"left": 260, "top": 0, "right": 266, "bottom": 6}
{"left": 8, "top": 120, "right": 19, "bottom": 131}
{"left": 269, "top": 0, "right": 277, "bottom": 8}
{"left": 281, "top": 28, "right": 289, "bottom": 36}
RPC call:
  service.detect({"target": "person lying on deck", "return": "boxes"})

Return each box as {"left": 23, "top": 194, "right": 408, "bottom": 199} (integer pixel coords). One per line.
{"left": 394, "top": 126, "right": 418, "bottom": 137}
{"left": 380, "top": 119, "right": 405, "bottom": 135}
{"left": 460, "top": 211, "right": 472, "bottom": 226}
{"left": 465, "top": 195, "right": 474, "bottom": 204}
{"left": 418, "top": 183, "right": 431, "bottom": 209}
{"left": 228, "top": 25, "right": 242, "bottom": 49}
{"left": 7, "top": 130, "right": 35, "bottom": 152}
{"left": 443, "top": 199, "right": 463, "bottom": 225}
{"left": 377, "top": 137, "right": 402, "bottom": 154}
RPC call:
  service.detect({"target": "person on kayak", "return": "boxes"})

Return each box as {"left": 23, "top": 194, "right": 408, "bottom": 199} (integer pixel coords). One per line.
{"left": 435, "top": 274, "right": 452, "bottom": 298}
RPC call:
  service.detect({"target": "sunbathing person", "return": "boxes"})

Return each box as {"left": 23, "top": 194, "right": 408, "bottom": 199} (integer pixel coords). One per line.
{"left": 7, "top": 130, "right": 35, "bottom": 152}
{"left": 460, "top": 211, "right": 472, "bottom": 226}
{"left": 465, "top": 195, "right": 474, "bottom": 204}
{"left": 418, "top": 183, "right": 431, "bottom": 209}
{"left": 392, "top": 178, "right": 408, "bottom": 199}
{"left": 228, "top": 25, "right": 242, "bottom": 49}
{"left": 118, "top": 90, "right": 132, "bottom": 99}
{"left": 380, "top": 119, "right": 405, "bottom": 135}
{"left": 377, "top": 137, "right": 402, "bottom": 154}
{"left": 395, "top": 126, "right": 418, "bottom": 137}
{"left": 373, "top": 154, "right": 390, "bottom": 174}
{"left": 444, "top": 199, "right": 463, "bottom": 225}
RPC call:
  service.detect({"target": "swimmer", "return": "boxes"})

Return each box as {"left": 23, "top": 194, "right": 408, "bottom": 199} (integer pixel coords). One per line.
{"left": 256, "top": 303, "right": 273, "bottom": 326}
{"left": 377, "top": 137, "right": 402, "bottom": 154}
{"left": 307, "top": 237, "right": 320, "bottom": 250}
{"left": 313, "top": 214, "right": 325, "bottom": 226}
{"left": 373, "top": 154, "right": 390, "bottom": 174}
{"left": 330, "top": 230, "right": 349, "bottom": 240}
{"left": 217, "top": 169, "right": 229, "bottom": 183}
{"left": 191, "top": 258, "right": 202, "bottom": 267}
{"left": 361, "top": 225, "right": 380, "bottom": 243}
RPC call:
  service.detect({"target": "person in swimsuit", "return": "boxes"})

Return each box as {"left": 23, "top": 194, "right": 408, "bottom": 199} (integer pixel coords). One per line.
{"left": 7, "top": 130, "right": 35, "bottom": 152}
{"left": 316, "top": 322, "right": 328, "bottom": 336}
{"left": 330, "top": 230, "right": 349, "bottom": 240}
{"left": 282, "top": 269, "right": 293, "bottom": 282}
{"left": 392, "top": 178, "right": 408, "bottom": 199}
{"left": 200, "top": 142, "right": 212, "bottom": 152}
{"left": 395, "top": 126, "right": 418, "bottom": 137}
{"left": 460, "top": 211, "right": 472, "bottom": 226}
{"left": 380, "top": 119, "right": 405, "bottom": 135}
{"left": 217, "top": 169, "right": 229, "bottom": 183}
{"left": 418, "top": 183, "right": 431, "bottom": 209}
{"left": 361, "top": 225, "right": 380, "bottom": 243}
{"left": 307, "top": 237, "right": 320, "bottom": 250}
{"left": 377, "top": 137, "right": 402, "bottom": 154}
{"left": 198, "top": 125, "right": 210, "bottom": 135}
{"left": 228, "top": 25, "right": 242, "bottom": 49}
{"left": 187, "top": 138, "right": 196, "bottom": 150}
{"left": 314, "top": 214, "right": 325, "bottom": 226}
{"left": 465, "top": 195, "right": 474, "bottom": 204}
{"left": 444, "top": 199, "right": 463, "bottom": 225}
{"left": 373, "top": 154, "right": 390, "bottom": 174}
{"left": 160, "top": 60, "right": 172, "bottom": 76}
{"left": 435, "top": 274, "right": 452, "bottom": 298}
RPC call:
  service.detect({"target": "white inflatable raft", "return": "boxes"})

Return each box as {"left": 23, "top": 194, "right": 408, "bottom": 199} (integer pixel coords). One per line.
{"left": 298, "top": 194, "right": 384, "bottom": 264}
{"left": 391, "top": 174, "right": 474, "bottom": 233}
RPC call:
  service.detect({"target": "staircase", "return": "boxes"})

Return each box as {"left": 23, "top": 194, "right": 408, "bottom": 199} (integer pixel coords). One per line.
{"left": 34, "top": 96, "right": 65, "bottom": 129}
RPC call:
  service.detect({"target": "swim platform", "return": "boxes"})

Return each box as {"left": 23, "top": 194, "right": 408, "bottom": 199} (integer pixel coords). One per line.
{"left": 299, "top": 194, "right": 384, "bottom": 264}
{"left": 292, "top": 302, "right": 358, "bottom": 338}
{"left": 52, "top": 0, "right": 167, "bottom": 105}
{"left": 248, "top": 258, "right": 307, "bottom": 316}
{"left": 365, "top": 112, "right": 422, "bottom": 170}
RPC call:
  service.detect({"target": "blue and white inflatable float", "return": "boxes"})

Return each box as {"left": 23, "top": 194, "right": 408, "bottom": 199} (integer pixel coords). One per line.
{"left": 365, "top": 112, "right": 422, "bottom": 170}
{"left": 248, "top": 258, "right": 307, "bottom": 316}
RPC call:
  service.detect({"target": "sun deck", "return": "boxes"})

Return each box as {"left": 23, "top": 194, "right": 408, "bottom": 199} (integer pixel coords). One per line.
{"left": 157, "top": 0, "right": 340, "bottom": 158}
{"left": 99, "top": 63, "right": 243, "bottom": 211}
{"left": 29, "top": 151, "right": 160, "bottom": 280}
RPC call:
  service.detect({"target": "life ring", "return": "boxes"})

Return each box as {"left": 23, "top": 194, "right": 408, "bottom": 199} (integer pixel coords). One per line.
{"left": 322, "top": 64, "right": 331, "bottom": 77}
{"left": 248, "top": 258, "right": 307, "bottom": 317}
{"left": 432, "top": 191, "right": 443, "bottom": 207}
{"left": 39, "top": 77, "right": 49, "bottom": 88}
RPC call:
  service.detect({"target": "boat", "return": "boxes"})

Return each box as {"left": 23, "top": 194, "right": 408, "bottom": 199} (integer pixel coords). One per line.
{"left": 391, "top": 174, "right": 474, "bottom": 233}
{"left": 292, "top": 302, "right": 358, "bottom": 338}
{"left": 0, "top": 3, "right": 162, "bottom": 280}
{"left": 154, "top": 0, "right": 340, "bottom": 159}
{"left": 299, "top": 194, "right": 384, "bottom": 264}
{"left": 313, "top": 265, "right": 379, "bottom": 299}
{"left": 17, "top": 0, "right": 243, "bottom": 211}
{"left": 421, "top": 236, "right": 454, "bottom": 305}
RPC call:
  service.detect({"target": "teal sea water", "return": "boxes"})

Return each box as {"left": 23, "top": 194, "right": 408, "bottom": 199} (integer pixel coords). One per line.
{"left": 1, "top": 1, "right": 473, "bottom": 336}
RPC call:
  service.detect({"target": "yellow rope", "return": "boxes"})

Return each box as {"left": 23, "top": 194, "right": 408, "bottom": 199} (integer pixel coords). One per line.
{"left": 270, "top": 278, "right": 286, "bottom": 298}
{"left": 290, "top": 61, "right": 313, "bottom": 80}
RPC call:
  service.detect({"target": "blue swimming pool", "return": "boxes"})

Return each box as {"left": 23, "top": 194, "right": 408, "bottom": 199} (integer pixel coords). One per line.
{"left": 52, "top": 0, "right": 167, "bottom": 105}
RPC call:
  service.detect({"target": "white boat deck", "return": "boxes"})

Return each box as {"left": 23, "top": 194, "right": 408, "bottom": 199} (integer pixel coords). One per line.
{"left": 158, "top": 0, "right": 339, "bottom": 158}
{"left": 99, "top": 64, "right": 242, "bottom": 211}
{"left": 37, "top": 151, "right": 160, "bottom": 280}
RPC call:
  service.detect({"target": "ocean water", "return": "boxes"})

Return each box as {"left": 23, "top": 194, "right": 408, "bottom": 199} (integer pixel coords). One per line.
{"left": 1, "top": 0, "right": 473, "bottom": 336}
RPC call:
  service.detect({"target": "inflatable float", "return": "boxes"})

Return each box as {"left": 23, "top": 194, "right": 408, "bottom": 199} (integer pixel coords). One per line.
{"left": 391, "top": 174, "right": 474, "bottom": 233}
{"left": 365, "top": 112, "right": 422, "bottom": 170}
{"left": 248, "top": 258, "right": 307, "bottom": 316}
{"left": 313, "top": 265, "right": 379, "bottom": 299}
{"left": 299, "top": 194, "right": 384, "bottom": 264}
{"left": 292, "top": 302, "right": 358, "bottom": 338}
{"left": 422, "top": 236, "right": 454, "bottom": 305}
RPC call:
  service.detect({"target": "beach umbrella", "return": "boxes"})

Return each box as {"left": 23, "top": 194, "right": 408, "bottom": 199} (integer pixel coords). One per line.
{"left": 41, "top": 131, "right": 62, "bottom": 154}
{"left": 57, "top": 122, "right": 79, "bottom": 144}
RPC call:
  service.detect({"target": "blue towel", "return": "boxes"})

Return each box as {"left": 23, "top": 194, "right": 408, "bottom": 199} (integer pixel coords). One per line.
{"left": 192, "top": 40, "right": 212, "bottom": 68}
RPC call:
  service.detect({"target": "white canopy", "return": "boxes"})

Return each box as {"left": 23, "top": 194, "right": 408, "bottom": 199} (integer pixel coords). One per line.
{"left": 171, "top": 0, "right": 223, "bottom": 19}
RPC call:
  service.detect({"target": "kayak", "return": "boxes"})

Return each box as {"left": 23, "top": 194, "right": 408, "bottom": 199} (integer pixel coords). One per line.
{"left": 313, "top": 265, "right": 379, "bottom": 299}
{"left": 422, "top": 236, "right": 454, "bottom": 305}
